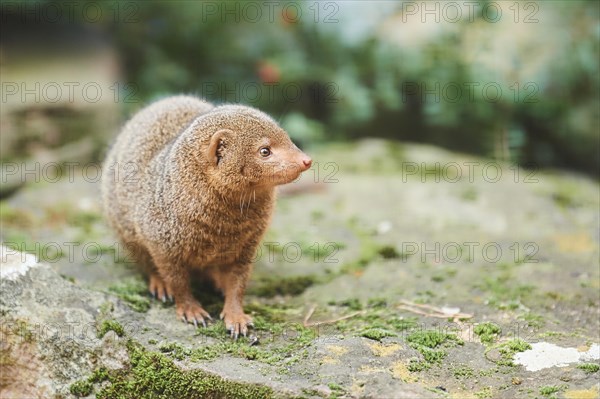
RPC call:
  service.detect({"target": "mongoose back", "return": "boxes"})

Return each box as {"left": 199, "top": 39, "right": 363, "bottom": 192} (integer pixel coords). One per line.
{"left": 101, "top": 95, "right": 312, "bottom": 337}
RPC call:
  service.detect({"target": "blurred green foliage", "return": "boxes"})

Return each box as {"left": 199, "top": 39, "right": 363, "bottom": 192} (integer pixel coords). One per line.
{"left": 3, "top": 0, "right": 599, "bottom": 175}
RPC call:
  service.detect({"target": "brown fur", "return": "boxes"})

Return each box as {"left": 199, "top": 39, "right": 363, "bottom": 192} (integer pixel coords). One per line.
{"left": 101, "top": 95, "right": 311, "bottom": 337}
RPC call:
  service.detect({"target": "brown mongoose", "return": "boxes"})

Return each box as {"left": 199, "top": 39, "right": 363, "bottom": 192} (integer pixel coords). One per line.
{"left": 101, "top": 95, "right": 312, "bottom": 338}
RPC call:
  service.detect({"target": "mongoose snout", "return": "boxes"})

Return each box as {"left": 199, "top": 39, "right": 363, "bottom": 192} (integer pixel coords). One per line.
{"left": 101, "top": 95, "right": 312, "bottom": 338}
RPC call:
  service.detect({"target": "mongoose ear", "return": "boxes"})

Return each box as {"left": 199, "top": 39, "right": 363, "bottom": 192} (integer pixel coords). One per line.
{"left": 207, "top": 129, "right": 232, "bottom": 166}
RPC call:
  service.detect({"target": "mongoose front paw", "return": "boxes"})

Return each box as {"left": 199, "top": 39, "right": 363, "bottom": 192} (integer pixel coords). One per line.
{"left": 148, "top": 274, "right": 173, "bottom": 303}
{"left": 176, "top": 300, "right": 212, "bottom": 328}
{"left": 220, "top": 310, "right": 253, "bottom": 339}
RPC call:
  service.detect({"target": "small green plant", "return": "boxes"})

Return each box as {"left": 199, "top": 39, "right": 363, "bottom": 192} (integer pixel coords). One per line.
{"left": 367, "top": 298, "right": 387, "bottom": 308}
{"left": 488, "top": 339, "right": 531, "bottom": 367}
{"left": 453, "top": 365, "right": 475, "bottom": 378}
{"left": 475, "top": 386, "right": 493, "bottom": 398}
{"left": 539, "top": 384, "right": 567, "bottom": 397}
{"left": 97, "top": 320, "right": 125, "bottom": 338}
{"left": 577, "top": 363, "right": 600, "bottom": 373}
{"left": 474, "top": 322, "right": 502, "bottom": 345}
{"left": 337, "top": 298, "right": 362, "bottom": 310}
{"left": 327, "top": 382, "right": 345, "bottom": 399}
{"left": 108, "top": 279, "right": 151, "bottom": 312}
{"left": 360, "top": 328, "right": 396, "bottom": 341}
{"left": 407, "top": 359, "right": 429, "bottom": 372}
{"left": 377, "top": 245, "right": 400, "bottom": 259}
{"left": 69, "top": 380, "right": 93, "bottom": 397}
{"left": 388, "top": 317, "right": 418, "bottom": 332}
{"left": 405, "top": 330, "right": 463, "bottom": 369}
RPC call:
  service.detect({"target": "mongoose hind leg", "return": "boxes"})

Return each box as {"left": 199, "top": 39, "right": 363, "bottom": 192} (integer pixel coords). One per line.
{"left": 123, "top": 242, "right": 172, "bottom": 302}
{"left": 150, "top": 251, "right": 212, "bottom": 328}
{"left": 214, "top": 266, "right": 253, "bottom": 339}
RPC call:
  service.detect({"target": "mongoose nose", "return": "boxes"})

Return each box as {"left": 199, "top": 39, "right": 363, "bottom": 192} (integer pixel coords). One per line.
{"left": 302, "top": 157, "right": 312, "bottom": 170}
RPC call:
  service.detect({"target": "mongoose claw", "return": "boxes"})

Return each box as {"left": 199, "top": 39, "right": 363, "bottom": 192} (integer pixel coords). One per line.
{"left": 176, "top": 300, "right": 211, "bottom": 329}
{"left": 221, "top": 311, "right": 253, "bottom": 339}
{"left": 149, "top": 274, "right": 173, "bottom": 303}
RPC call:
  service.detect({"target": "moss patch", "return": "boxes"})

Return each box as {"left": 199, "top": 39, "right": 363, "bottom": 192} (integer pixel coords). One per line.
{"left": 474, "top": 271, "right": 535, "bottom": 311}
{"left": 539, "top": 384, "right": 568, "bottom": 397}
{"left": 80, "top": 340, "right": 275, "bottom": 399}
{"left": 108, "top": 278, "right": 151, "bottom": 313}
{"left": 377, "top": 245, "right": 401, "bottom": 259}
{"left": 474, "top": 322, "right": 502, "bottom": 345}
{"left": 405, "top": 330, "right": 463, "bottom": 370}
{"left": 69, "top": 379, "right": 93, "bottom": 397}
{"left": 97, "top": 320, "right": 125, "bottom": 338}
{"left": 487, "top": 339, "right": 531, "bottom": 367}
{"left": 330, "top": 298, "right": 363, "bottom": 311}
{"left": 452, "top": 365, "right": 475, "bottom": 379}
{"left": 359, "top": 328, "right": 396, "bottom": 341}
{"left": 577, "top": 363, "right": 600, "bottom": 373}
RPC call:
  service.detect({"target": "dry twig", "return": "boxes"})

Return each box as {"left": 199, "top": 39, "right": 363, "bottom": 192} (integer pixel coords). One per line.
{"left": 397, "top": 300, "right": 473, "bottom": 322}
{"left": 302, "top": 304, "right": 365, "bottom": 327}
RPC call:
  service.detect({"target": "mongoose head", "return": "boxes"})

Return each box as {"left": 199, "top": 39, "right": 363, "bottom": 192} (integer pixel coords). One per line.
{"left": 194, "top": 105, "right": 312, "bottom": 190}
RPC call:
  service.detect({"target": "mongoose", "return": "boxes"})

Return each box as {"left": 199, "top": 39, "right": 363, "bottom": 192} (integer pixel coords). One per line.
{"left": 101, "top": 95, "right": 312, "bottom": 338}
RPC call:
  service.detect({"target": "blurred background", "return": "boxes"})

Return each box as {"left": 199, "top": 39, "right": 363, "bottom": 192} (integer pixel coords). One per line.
{"left": 1, "top": 0, "right": 598, "bottom": 185}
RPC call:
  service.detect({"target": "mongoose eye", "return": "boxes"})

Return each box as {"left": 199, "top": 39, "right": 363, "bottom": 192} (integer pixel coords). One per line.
{"left": 259, "top": 147, "right": 271, "bottom": 157}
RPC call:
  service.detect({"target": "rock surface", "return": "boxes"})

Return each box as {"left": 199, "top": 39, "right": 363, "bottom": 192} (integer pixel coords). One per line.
{"left": 1, "top": 140, "right": 599, "bottom": 398}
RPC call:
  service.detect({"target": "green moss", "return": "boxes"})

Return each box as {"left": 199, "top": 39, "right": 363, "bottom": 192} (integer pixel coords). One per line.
{"left": 452, "top": 365, "right": 475, "bottom": 378}
{"left": 69, "top": 379, "right": 93, "bottom": 397}
{"left": 108, "top": 278, "right": 151, "bottom": 312}
{"left": 336, "top": 298, "right": 363, "bottom": 311}
{"left": 91, "top": 340, "right": 274, "bottom": 399}
{"left": 407, "top": 359, "right": 429, "bottom": 372}
{"left": 487, "top": 339, "right": 531, "bottom": 367}
{"left": 366, "top": 298, "right": 387, "bottom": 308}
{"left": 159, "top": 342, "right": 192, "bottom": 360}
{"left": 97, "top": 320, "right": 125, "bottom": 338}
{"left": 577, "top": 363, "right": 600, "bottom": 373}
{"left": 539, "top": 384, "right": 567, "bottom": 397}
{"left": 474, "top": 322, "right": 502, "bottom": 345}
{"left": 193, "top": 318, "right": 315, "bottom": 368}
{"left": 90, "top": 367, "right": 110, "bottom": 383}
{"left": 519, "top": 312, "right": 545, "bottom": 329}
{"left": 377, "top": 245, "right": 401, "bottom": 259}
{"left": 250, "top": 275, "right": 317, "bottom": 297}
{"left": 406, "top": 330, "right": 462, "bottom": 349}
{"left": 388, "top": 317, "right": 418, "bottom": 332}
{"left": 359, "top": 328, "right": 396, "bottom": 341}
{"left": 327, "top": 382, "right": 345, "bottom": 398}
{"left": 66, "top": 209, "right": 102, "bottom": 233}
{"left": 405, "top": 330, "right": 463, "bottom": 369}
{"left": 99, "top": 301, "right": 114, "bottom": 315}
{"left": 474, "top": 386, "right": 493, "bottom": 398}
{"left": 338, "top": 225, "right": 410, "bottom": 274}
{"left": 475, "top": 274, "right": 535, "bottom": 310}
{"left": 2, "top": 231, "right": 65, "bottom": 262}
